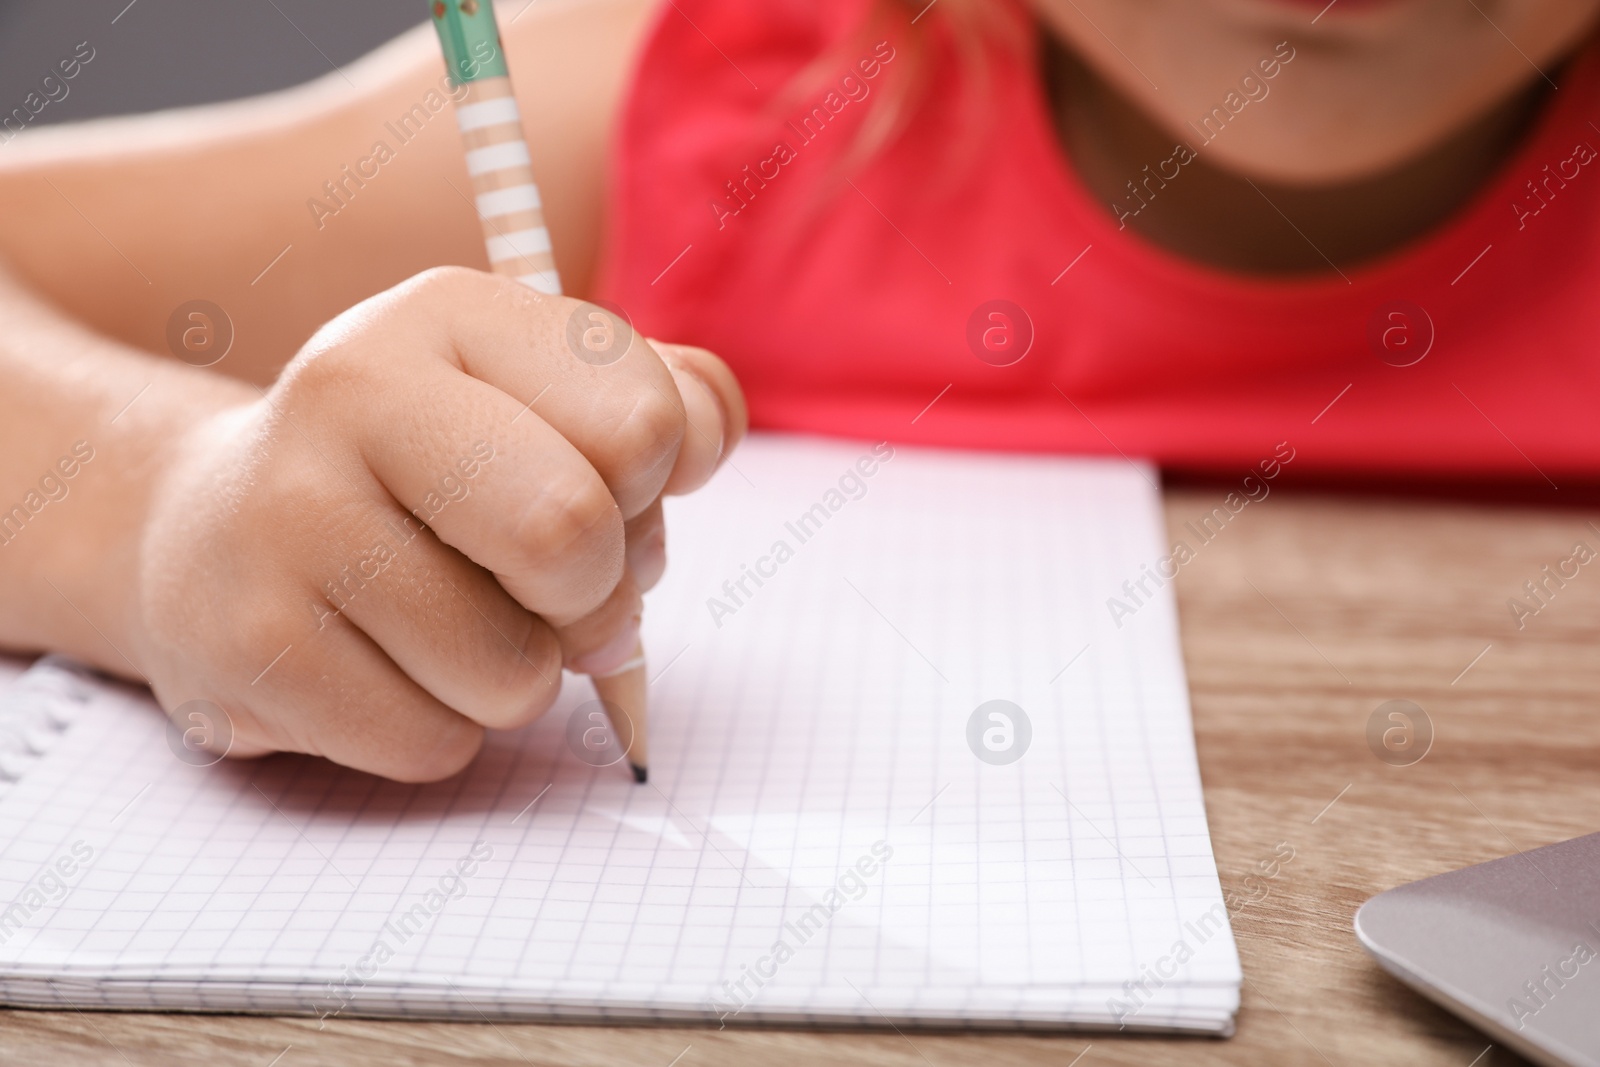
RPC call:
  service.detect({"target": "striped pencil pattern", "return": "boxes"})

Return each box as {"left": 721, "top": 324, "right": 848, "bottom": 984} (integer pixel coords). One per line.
{"left": 456, "top": 77, "right": 561, "bottom": 295}
{"left": 432, "top": 0, "right": 562, "bottom": 295}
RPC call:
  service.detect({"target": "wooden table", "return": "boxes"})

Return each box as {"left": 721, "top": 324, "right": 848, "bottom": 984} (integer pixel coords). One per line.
{"left": 6, "top": 484, "right": 1595, "bottom": 1066}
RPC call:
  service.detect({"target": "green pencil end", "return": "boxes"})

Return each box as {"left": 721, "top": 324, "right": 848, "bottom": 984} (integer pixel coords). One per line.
{"left": 430, "top": 0, "right": 510, "bottom": 85}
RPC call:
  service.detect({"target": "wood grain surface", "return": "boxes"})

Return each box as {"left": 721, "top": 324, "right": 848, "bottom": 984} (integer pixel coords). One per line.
{"left": 5, "top": 483, "right": 1597, "bottom": 1066}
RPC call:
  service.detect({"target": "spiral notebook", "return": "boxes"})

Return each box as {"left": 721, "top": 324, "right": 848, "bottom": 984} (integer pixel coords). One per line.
{"left": 0, "top": 434, "right": 1240, "bottom": 1032}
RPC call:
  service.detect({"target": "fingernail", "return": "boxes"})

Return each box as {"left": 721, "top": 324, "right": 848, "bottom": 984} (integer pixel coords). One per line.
{"left": 572, "top": 617, "right": 642, "bottom": 676}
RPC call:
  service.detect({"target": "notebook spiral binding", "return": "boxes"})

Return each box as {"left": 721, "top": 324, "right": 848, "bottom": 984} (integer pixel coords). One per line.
{"left": 0, "top": 656, "right": 94, "bottom": 795}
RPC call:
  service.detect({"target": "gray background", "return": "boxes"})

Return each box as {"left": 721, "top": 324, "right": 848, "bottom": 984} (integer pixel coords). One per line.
{"left": 0, "top": 0, "right": 424, "bottom": 124}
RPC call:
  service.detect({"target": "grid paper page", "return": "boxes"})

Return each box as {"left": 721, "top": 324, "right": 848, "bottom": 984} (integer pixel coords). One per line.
{"left": 0, "top": 434, "right": 1240, "bottom": 1032}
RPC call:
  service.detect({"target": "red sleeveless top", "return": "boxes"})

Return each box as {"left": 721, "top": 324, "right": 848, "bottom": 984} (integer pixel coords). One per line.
{"left": 595, "top": 0, "right": 1600, "bottom": 485}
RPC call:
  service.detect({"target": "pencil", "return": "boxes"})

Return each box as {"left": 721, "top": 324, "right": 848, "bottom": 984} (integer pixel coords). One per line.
{"left": 431, "top": 0, "right": 649, "bottom": 784}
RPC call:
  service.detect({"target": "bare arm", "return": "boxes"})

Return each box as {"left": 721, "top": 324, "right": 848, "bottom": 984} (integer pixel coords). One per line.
{"left": 0, "top": 0, "right": 653, "bottom": 384}
{"left": 0, "top": 266, "right": 252, "bottom": 666}
{"left": 0, "top": 0, "right": 751, "bottom": 784}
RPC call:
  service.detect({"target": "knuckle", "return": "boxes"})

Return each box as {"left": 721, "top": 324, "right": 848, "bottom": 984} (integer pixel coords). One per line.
{"left": 407, "top": 264, "right": 480, "bottom": 299}
{"left": 509, "top": 470, "right": 622, "bottom": 573}
{"left": 606, "top": 388, "right": 685, "bottom": 491}
{"left": 407, "top": 265, "right": 533, "bottom": 319}
{"left": 635, "top": 385, "right": 688, "bottom": 450}
{"left": 282, "top": 332, "right": 372, "bottom": 400}
{"left": 285, "top": 266, "right": 499, "bottom": 396}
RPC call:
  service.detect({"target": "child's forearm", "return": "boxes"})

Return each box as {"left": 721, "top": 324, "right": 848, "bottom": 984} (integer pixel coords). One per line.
{"left": 0, "top": 266, "right": 252, "bottom": 674}
{"left": 0, "top": 25, "right": 461, "bottom": 386}
{"left": 0, "top": 0, "right": 648, "bottom": 386}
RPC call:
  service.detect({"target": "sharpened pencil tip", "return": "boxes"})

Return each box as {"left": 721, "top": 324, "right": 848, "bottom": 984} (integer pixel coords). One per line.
{"left": 630, "top": 763, "right": 648, "bottom": 784}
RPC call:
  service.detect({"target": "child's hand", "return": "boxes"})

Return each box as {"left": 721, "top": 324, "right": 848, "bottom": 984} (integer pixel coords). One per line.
{"left": 130, "top": 267, "right": 745, "bottom": 781}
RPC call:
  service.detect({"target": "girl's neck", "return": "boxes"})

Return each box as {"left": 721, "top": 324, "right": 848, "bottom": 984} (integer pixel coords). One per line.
{"left": 1043, "top": 35, "right": 1552, "bottom": 276}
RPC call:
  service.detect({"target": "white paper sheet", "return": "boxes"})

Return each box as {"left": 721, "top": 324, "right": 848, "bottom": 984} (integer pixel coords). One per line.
{"left": 0, "top": 434, "right": 1239, "bottom": 1031}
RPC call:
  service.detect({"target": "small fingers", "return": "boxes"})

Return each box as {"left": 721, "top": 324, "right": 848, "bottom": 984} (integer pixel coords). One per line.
{"left": 355, "top": 365, "right": 626, "bottom": 626}
{"left": 250, "top": 620, "right": 486, "bottom": 783}
{"left": 656, "top": 342, "right": 748, "bottom": 496}
{"left": 406, "top": 269, "right": 688, "bottom": 518}
{"left": 315, "top": 503, "right": 565, "bottom": 732}
{"left": 375, "top": 270, "right": 747, "bottom": 515}
{"left": 625, "top": 499, "right": 666, "bottom": 591}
